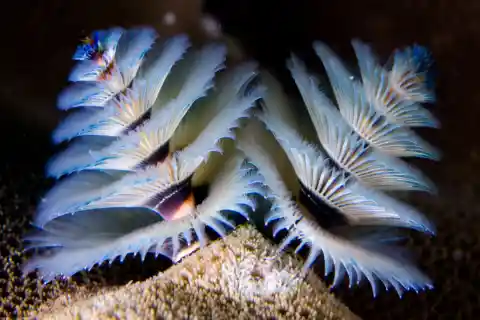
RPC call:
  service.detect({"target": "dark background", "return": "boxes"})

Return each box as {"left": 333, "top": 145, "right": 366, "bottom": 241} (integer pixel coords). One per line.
{"left": 1, "top": 0, "right": 478, "bottom": 319}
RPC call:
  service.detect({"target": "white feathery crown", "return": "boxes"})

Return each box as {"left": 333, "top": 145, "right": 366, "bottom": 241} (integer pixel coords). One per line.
{"left": 22, "top": 27, "right": 439, "bottom": 299}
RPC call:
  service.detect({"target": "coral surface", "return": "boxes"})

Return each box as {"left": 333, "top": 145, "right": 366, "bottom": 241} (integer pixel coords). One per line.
{"left": 32, "top": 225, "right": 360, "bottom": 320}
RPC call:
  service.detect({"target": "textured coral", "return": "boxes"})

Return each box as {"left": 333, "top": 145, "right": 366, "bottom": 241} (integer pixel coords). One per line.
{"left": 32, "top": 225, "right": 360, "bottom": 320}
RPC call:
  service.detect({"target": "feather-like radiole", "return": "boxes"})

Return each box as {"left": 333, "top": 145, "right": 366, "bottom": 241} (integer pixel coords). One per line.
{"left": 346, "top": 40, "right": 439, "bottom": 128}
{"left": 58, "top": 27, "right": 157, "bottom": 109}
{"left": 169, "top": 61, "right": 258, "bottom": 151}
{"left": 72, "top": 27, "right": 124, "bottom": 62}
{"left": 388, "top": 44, "right": 436, "bottom": 103}
{"left": 238, "top": 37, "right": 438, "bottom": 296}
{"left": 286, "top": 55, "right": 437, "bottom": 192}
{"left": 24, "top": 27, "right": 264, "bottom": 282}
{"left": 23, "top": 155, "right": 264, "bottom": 282}
{"left": 257, "top": 76, "right": 434, "bottom": 233}
{"left": 70, "top": 27, "right": 125, "bottom": 82}
{"left": 37, "top": 75, "right": 262, "bottom": 226}
{"left": 238, "top": 119, "right": 433, "bottom": 298}
{"left": 47, "top": 42, "right": 227, "bottom": 178}
{"left": 53, "top": 35, "right": 191, "bottom": 143}
{"left": 23, "top": 26, "right": 440, "bottom": 299}
{"left": 293, "top": 51, "right": 438, "bottom": 160}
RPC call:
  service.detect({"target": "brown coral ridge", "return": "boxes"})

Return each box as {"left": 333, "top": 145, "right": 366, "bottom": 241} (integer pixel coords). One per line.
{"left": 32, "top": 225, "right": 360, "bottom": 320}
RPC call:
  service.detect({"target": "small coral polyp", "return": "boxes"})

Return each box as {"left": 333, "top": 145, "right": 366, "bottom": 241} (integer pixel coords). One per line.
{"left": 23, "top": 26, "right": 439, "bottom": 298}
